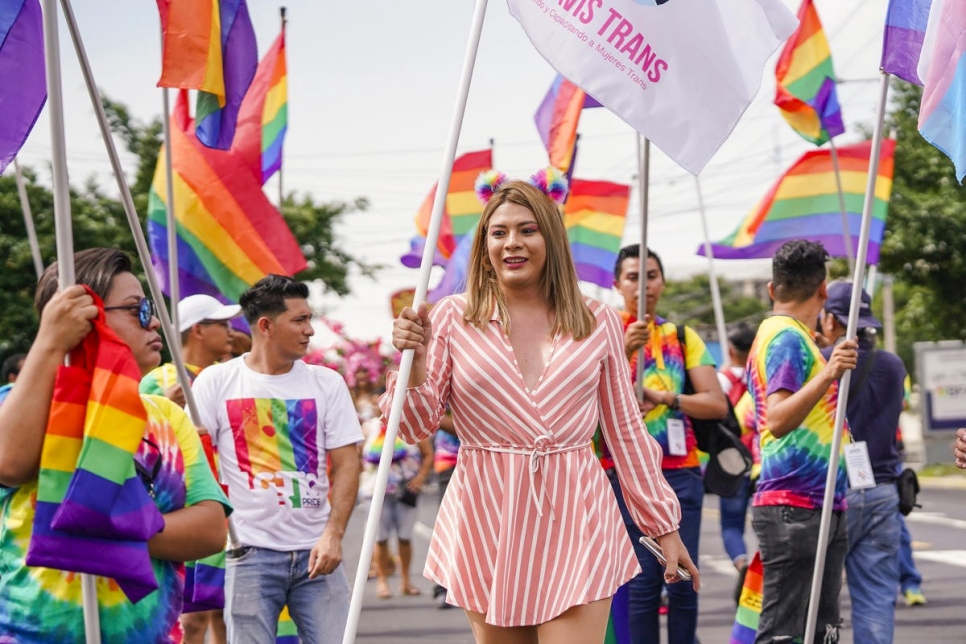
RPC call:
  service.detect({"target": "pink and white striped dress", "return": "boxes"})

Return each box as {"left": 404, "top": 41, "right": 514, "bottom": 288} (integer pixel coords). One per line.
{"left": 380, "top": 295, "right": 681, "bottom": 627}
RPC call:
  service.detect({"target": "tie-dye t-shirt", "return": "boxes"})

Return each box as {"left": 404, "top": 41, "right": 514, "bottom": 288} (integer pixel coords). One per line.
{"left": 192, "top": 357, "right": 363, "bottom": 551}
{"left": 433, "top": 430, "right": 460, "bottom": 474}
{"left": 748, "top": 315, "right": 847, "bottom": 510}
{"left": 619, "top": 313, "right": 716, "bottom": 469}
{"left": 0, "top": 394, "right": 230, "bottom": 643}
{"left": 139, "top": 362, "right": 202, "bottom": 396}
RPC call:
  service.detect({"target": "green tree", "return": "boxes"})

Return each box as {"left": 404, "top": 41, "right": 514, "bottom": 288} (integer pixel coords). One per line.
{"left": 657, "top": 274, "right": 770, "bottom": 332}
{"left": 878, "top": 80, "right": 966, "bottom": 369}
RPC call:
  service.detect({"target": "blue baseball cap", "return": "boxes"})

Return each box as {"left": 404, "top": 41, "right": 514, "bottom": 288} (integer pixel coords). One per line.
{"left": 825, "top": 281, "right": 881, "bottom": 330}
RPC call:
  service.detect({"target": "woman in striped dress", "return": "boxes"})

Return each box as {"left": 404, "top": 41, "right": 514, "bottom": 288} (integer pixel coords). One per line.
{"left": 383, "top": 174, "right": 699, "bottom": 644}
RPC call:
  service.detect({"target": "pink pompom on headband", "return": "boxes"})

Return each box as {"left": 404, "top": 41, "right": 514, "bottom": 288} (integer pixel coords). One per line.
{"left": 474, "top": 167, "right": 569, "bottom": 205}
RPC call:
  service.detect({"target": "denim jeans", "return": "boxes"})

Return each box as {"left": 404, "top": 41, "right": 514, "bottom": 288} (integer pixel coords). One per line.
{"left": 719, "top": 475, "right": 752, "bottom": 563}
{"left": 610, "top": 467, "right": 703, "bottom": 644}
{"left": 897, "top": 513, "right": 922, "bottom": 592}
{"left": 752, "top": 505, "right": 847, "bottom": 644}
{"left": 845, "top": 483, "right": 900, "bottom": 644}
{"left": 225, "top": 546, "right": 350, "bottom": 644}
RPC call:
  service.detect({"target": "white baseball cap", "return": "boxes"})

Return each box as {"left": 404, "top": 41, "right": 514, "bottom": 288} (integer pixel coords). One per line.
{"left": 178, "top": 294, "right": 242, "bottom": 333}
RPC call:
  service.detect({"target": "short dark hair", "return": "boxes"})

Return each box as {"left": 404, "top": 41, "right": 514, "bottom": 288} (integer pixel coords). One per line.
{"left": 613, "top": 244, "right": 664, "bottom": 281}
{"left": 239, "top": 274, "right": 309, "bottom": 324}
{"left": 35, "top": 248, "right": 134, "bottom": 314}
{"left": 2, "top": 353, "right": 25, "bottom": 382}
{"left": 727, "top": 322, "right": 758, "bottom": 355}
{"left": 771, "top": 240, "right": 829, "bottom": 303}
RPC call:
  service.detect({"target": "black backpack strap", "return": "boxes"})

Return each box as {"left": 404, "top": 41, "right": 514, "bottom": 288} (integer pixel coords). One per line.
{"left": 677, "top": 324, "right": 694, "bottom": 395}
{"left": 849, "top": 347, "right": 877, "bottom": 399}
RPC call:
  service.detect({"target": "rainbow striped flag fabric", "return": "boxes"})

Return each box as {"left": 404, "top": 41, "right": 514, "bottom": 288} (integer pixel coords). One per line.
{"left": 233, "top": 27, "right": 287, "bottom": 185}
{"left": 917, "top": 0, "right": 966, "bottom": 182}
{"left": 26, "top": 290, "right": 165, "bottom": 603}
{"left": 156, "top": 0, "right": 257, "bottom": 150}
{"left": 183, "top": 434, "right": 225, "bottom": 613}
{"left": 0, "top": 0, "right": 45, "bottom": 176}
{"left": 534, "top": 74, "right": 602, "bottom": 173}
{"left": 881, "top": 0, "right": 933, "bottom": 84}
{"left": 774, "top": 0, "right": 844, "bottom": 146}
{"left": 276, "top": 605, "right": 298, "bottom": 643}
{"left": 699, "top": 138, "right": 896, "bottom": 263}
{"left": 148, "top": 90, "right": 306, "bottom": 303}
{"left": 730, "top": 551, "right": 764, "bottom": 643}
{"left": 563, "top": 179, "right": 629, "bottom": 288}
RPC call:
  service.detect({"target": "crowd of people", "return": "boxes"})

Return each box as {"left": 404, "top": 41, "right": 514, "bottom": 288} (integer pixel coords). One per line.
{"left": 0, "top": 170, "right": 961, "bottom": 643}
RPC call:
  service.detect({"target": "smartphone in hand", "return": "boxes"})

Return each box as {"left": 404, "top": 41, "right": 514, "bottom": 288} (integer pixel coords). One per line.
{"left": 639, "top": 535, "right": 693, "bottom": 581}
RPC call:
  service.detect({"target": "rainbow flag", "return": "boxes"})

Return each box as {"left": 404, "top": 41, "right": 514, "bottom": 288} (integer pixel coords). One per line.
{"left": 699, "top": 139, "right": 896, "bottom": 264}
{"left": 774, "top": 0, "right": 844, "bottom": 146}
{"left": 881, "top": 0, "right": 934, "bottom": 84}
{"left": 148, "top": 90, "right": 306, "bottom": 303}
{"left": 364, "top": 426, "right": 409, "bottom": 466}
{"left": 156, "top": 0, "right": 257, "bottom": 150}
{"left": 183, "top": 434, "right": 225, "bottom": 613}
{"left": 233, "top": 27, "right": 287, "bottom": 185}
{"left": 918, "top": 0, "right": 966, "bottom": 182}
{"left": 603, "top": 583, "right": 630, "bottom": 644}
{"left": 0, "top": 0, "right": 45, "bottom": 176}
{"left": 26, "top": 290, "right": 165, "bottom": 602}
{"left": 563, "top": 179, "right": 629, "bottom": 287}
{"left": 730, "top": 551, "right": 764, "bottom": 643}
{"left": 276, "top": 605, "right": 298, "bottom": 643}
{"left": 534, "top": 75, "right": 602, "bottom": 173}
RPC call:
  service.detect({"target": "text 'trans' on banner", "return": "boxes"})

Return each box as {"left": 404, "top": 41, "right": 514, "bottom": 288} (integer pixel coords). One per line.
{"left": 507, "top": 0, "right": 798, "bottom": 175}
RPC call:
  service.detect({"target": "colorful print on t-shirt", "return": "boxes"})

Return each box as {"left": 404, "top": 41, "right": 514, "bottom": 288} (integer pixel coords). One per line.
{"left": 748, "top": 315, "right": 847, "bottom": 510}
{"left": 225, "top": 397, "right": 322, "bottom": 509}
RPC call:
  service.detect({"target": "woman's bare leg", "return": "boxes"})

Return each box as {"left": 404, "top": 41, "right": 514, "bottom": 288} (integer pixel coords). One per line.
{"left": 465, "top": 610, "right": 538, "bottom": 644}
{"left": 536, "top": 597, "right": 612, "bottom": 644}
{"left": 374, "top": 540, "right": 393, "bottom": 598}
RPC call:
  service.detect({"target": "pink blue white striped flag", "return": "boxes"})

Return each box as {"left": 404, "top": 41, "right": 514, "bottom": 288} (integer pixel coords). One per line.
{"left": 0, "top": 0, "right": 45, "bottom": 175}
{"left": 917, "top": 0, "right": 966, "bottom": 182}
{"left": 881, "top": 0, "right": 933, "bottom": 84}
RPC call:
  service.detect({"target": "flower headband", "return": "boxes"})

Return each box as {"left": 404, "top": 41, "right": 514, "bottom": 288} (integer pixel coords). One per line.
{"left": 474, "top": 167, "right": 569, "bottom": 205}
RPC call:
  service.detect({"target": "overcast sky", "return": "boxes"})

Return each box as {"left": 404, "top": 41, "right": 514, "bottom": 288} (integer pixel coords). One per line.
{"left": 15, "top": 0, "right": 894, "bottom": 341}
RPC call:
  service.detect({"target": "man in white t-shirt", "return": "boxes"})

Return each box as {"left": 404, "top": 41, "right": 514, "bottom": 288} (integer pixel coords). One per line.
{"left": 192, "top": 275, "right": 362, "bottom": 644}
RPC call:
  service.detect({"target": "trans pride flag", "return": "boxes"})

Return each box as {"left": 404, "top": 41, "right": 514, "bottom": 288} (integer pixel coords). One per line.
{"left": 26, "top": 290, "right": 164, "bottom": 602}
{"left": 917, "top": 0, "right": 966, "bottom": 182}
{"left": 534, "top": 74, "right": 602, "bottom": 173}
{"left": 233, "top": 27, "right": 287, "bottom": 185}
{"left": 563, "top": 179, "right": 629, "bottom": 288}
{"left": 156, "top": 0, "right": 257, "bottom": 149}
{"left": 0, "top": 0, "right": 45, "bottom": 176}
{"left": 148, "top": 90, "right": 306, "bottom": 303}
{"left": 774, "top": 0, "right": 844, "bottom": 146}
{"left": 699, "top": 139, "right": 896, "bottom": 264}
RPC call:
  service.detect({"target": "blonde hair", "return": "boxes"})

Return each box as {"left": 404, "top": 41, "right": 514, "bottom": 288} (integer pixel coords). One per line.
{"left": 463, "top": 180, "right": 595, "bottom": 340}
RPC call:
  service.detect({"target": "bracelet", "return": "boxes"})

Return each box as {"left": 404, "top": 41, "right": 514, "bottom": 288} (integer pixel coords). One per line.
{"left": 671, "top": 394, "right": 681, "bottom": 411}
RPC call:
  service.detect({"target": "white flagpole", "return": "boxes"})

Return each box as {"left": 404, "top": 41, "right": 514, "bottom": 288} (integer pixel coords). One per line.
{"left": 39, "top": 0, "right": 101, "bottom": 641}
{"left": 828, "top": 138, "right": 856, "bottom": 274}
{"left": 342, "top": 1, "right": 489, "bottom": 641}
{"left": 634, "top": 135, "right": 650, "bottom": 400}
{"left": 161, "top": 85, "right": 179, "bottom": 334}
{"left": 12, "top": 158, "right": 45, "bottom": 281}
{"left": 695, "top": 176, "right": 729, "bottom": 360}
{"left": 803, "top": 71, "right": 890, "bottom": 643}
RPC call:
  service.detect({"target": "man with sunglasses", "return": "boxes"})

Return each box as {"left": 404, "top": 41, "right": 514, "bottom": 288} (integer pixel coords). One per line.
{"left": 141, "top": 294, "right": 242, "bottom": 408}
{"left": 191, "top": 275, "right": 363, "bottom": 643}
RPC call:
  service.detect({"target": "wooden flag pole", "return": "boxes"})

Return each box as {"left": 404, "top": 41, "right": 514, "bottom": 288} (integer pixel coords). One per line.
{"left": 828, "top": 138, "right": 856, "bottom": 274}
{"left": 12, "top": 158, "right": 45, "bottom": 281}
{"left": 342, "top": 1, "right": 489, "bottom": 641}
{"left": 39, "top": 0, "right": 101, "bottom": 641}
{"left": 634, "top": 135, "right": 650, "bottom": 401}
{"left": 803, "top": 71, "right": 891, "bottom": 643}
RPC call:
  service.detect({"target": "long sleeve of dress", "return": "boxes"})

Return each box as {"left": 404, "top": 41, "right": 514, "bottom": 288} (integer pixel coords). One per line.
{"left": 380, "top": 298, "right": 455, "bottom": 444}
{"left": 597, "top": 305, "right": 681, "bottom": 537}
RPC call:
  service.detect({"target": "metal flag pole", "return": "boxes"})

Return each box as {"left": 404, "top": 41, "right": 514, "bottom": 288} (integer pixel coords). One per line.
{"left": 160, "top": 82, "right": 179, "bottom": 334}
{"left": 342, "top": 1, "right": 489, "bottom": 641}
{"left": 39, "top": 0, "right": 101, "bottom": 640}
{"left": 277, "top": 6, "right": 286, "bottom": 208}
{"left": 828, "top": 138, "right": 856, "bottom": 274}
{"left": 803, "top": 71, "right": 890, "bottom": 643}
{"left": 634, "top": 135, "right": 650, "bottom": 400}
{"left": 695, "top": 176, "right": 729, "bottom": 359}
{"left": 12, "top": 158, "right": 45, "bottom": 280}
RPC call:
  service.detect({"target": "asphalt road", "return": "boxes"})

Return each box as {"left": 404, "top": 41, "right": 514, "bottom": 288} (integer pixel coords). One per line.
{"left": 343, "top": 482, "right": 966, "bottom": 643}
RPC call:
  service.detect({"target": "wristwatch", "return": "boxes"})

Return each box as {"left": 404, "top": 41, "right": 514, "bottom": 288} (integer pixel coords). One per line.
{"left": 671, "top": 394, "right": 682, "bottom": 411}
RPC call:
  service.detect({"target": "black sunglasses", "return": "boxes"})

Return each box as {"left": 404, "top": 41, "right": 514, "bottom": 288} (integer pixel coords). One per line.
{"left": 134, "top": 437, "right": 162, "bottom": 499}
{"left": 104, "top": 297, "right": 156, "bottom": 329}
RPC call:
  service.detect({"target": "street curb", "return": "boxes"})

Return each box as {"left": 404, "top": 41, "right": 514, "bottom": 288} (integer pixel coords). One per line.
{"left": 917, "top": 475, "right": 966, "bottom": 490}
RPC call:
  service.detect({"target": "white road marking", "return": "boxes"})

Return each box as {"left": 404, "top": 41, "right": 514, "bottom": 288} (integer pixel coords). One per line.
{"left": 906, "top": 511, "right": 966, "bottom": 530}
{"left": 414, "top": 521, "right": 434, "bottom": 540}
{"left": 913, "top": 550, "right": 966, "bottom": 569}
